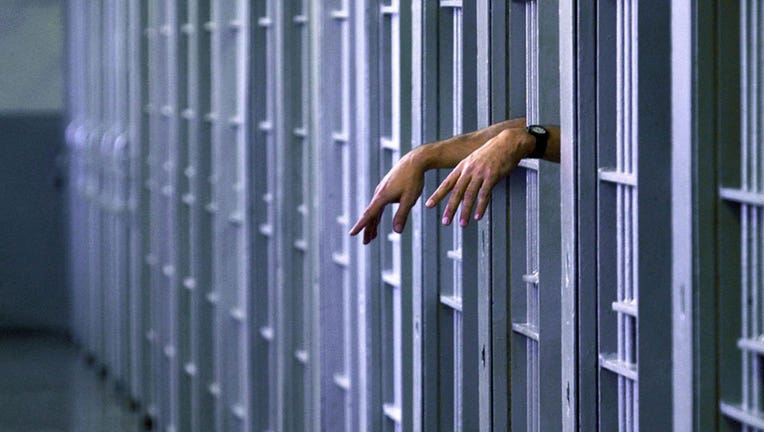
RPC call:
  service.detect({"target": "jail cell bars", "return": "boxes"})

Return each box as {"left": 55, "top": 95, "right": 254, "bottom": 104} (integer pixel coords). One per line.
{"left": 719, "top": 1, "right": 764, "bottom": 430}
{"left": 65, "top": 1, "right": 689, "bottom": 432}
{"left": 507, "top": 1, "right": 562, "bottom": 431}
{"left": 596, "top": 1, "right": 639, "bottom": 431}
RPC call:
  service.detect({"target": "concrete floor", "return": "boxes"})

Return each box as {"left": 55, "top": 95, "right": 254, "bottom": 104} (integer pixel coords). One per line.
{"left": 0, "top": 331, "right": 140, "bottom": 432}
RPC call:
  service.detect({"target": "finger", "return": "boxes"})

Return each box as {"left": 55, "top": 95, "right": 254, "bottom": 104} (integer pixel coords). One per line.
{"left": 425, "top": 168, "right": 461, "bottom": 208}
{"left": 442, "top": 173, "right": 471, "bottom": 225}
{"left": 366, "top": 214, "right": 381, "bottom": 244}
{"left": 473, "top": 179, "right": 496, "bottom": 220}
{"left": 392, "top": 195, "right": 416, "bottom": 233}
{"left": 349, "top": 196, "right": 386, "bottom": 236}
{"left": 459, "top": 177, "right": 483, "bottom": 227}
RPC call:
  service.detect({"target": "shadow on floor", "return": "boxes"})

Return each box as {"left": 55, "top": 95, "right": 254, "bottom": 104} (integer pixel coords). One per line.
{"left": 0, "top": 331, "right": 140, "bottom": 432}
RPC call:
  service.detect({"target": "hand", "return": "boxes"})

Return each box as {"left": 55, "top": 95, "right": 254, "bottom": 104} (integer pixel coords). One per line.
{"left": 424, "top": 127, "right": 534, "bottom": 226}
{"left": 349, "top": 151, "right": 426, "bottom": 244}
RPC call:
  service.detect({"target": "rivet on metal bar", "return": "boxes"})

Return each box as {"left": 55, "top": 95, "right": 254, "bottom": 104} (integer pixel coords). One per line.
{"left": 181, "top": 23, "right": 194, "bottom": 35}
{"left": 229, "top": 212, "right": 244, "bottom": 225}
{"left": 611, "top": 299, "right": 638, "bottom": 317}
{"left": 229, "top": 308, "right": 246, "bottom": 323}
{"left": 380, "top": 4, "right": 398, "bottom": 15}
{"left": 162, "top": 264, "right": 175, "bottom": 277}
{"left": 333, "top": 373, "right": 350, "bottom": 390}
{"left": 332, "top": 251, "right": 350, "bottom": 267}
{"left": 292, "top": 127, "right": 307, "bottom": 137}
{"left": 380, "top": 137, "right": 397, "bottom": 151}
{"left": 330, "top": 9, "right": 349, "bottom": 20}
{"left": 293, "top": 15, "right": 308, "bottom": 25}
{"left": 440, "top": 0, "right": 463, "bottom": 8}
{"left": 258, "top": 120, "right": 272, "bottom": 131}
{"left": 231, "top": 404, "right": 246, "bottom": 420}
{"left": 205, "top": 292, "right": 219, "bottom": 305}
{"left": 294, "top": 350, "right": 309, "bottom": 364}
{"left": 181, "top": 108, "right": 194, "bottom": 120}
{"left": 163, "top": 345, "right": 176, "bottom": 358}
{"left": 183, "top": 277, "right": 196, "bottom": 291}
{"left": 294, "top": 239, "right": 307, "bottom": 251}
{"left": 332, "top": 131, "right": 349, "bottom": 143}
{"left": 160, "top": 105, "right": 173, "bottom": 117}
{"left": 208, "top": 383, "right": 221, "bottom": 397}
{"left": 204, "top": 112, "right": 216, "bottom": 122}
{"left": 522, "top": 271, "right": 539, "bottom": 285}
{"left": 205, "top": 202, "right": 218, "bottom": 213}
{"left": 227, "top": 20, "right": 242, "bottom": 31}
{"left": 160, "top": 25, "right": 171, "bottom": 37}
{"left": 203, "top": 21, "right": 216, "bottom": 32}
{"left": 258, "top": 223, "right": 273, "bottom": 237}
{"left": 336, "top": 214, "right": 349, "bottom": 227}
{"left": 382, "top": 269, "right": 400, "bottom": 288}
{"left": 184, "top": 362, "right": 197, "bottom": 377}
{"left": 257, "top": 17, "right": 271, "bottom": 28}
{"left": 228, "top": 116, "right": 243, "bottom": 127}
{"left": 259, "top": 326, "right": 274, "bottom": 341}
{"left": 446, "top": 247, "right": 462, "bottom": 262}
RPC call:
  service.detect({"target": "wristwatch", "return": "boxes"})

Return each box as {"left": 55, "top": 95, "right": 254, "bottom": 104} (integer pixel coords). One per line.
{"left": 526, "top": 125, "right": 549, "bottom": 159}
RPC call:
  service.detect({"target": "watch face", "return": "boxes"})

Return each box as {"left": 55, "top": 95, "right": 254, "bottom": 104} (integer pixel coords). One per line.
{"left": 530, "top": 125, "right": 547, "bottom": 135}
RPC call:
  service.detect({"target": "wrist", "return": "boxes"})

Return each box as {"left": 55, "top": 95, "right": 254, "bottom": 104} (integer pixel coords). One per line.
{"left": 499, "top": 127, "right": 536, "bottom": 160}
{"left": 406, "top": 145, "right": 433, "bottom": 171}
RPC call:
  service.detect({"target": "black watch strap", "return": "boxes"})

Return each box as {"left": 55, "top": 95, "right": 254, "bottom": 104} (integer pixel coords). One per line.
{"left": 527, "top": 125, "right": 549, "bottom": 159}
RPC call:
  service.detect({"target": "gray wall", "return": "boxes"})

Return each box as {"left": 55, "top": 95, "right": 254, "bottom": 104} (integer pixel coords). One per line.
{"left": 0, "top": 0, "right": 67, "bottom": 333}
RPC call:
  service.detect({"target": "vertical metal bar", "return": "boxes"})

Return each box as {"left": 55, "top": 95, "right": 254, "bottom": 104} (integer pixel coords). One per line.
{"left": 559, "top": 0, "right": 577, "bottom": 430}
{"left": 194, "top": 2, "right": 216, "bottom": 431}
{"left": 211, "top": 0, "right": 251, "bottom": 429}
{"left": 670, "top": 1, "right": 693, "bottom": 431}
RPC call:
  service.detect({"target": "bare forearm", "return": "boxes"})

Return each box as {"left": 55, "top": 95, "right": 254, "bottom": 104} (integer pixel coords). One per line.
{"left": 409, "top": 118, "right": 527, "bottom": 170}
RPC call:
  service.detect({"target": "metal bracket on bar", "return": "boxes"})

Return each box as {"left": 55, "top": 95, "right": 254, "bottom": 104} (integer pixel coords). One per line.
{"left": 330, "top": 9, "right": 349, "bottom": 20}
{"left": 294, "top": 350, "right": 309, "bottom": 364}
{"left": 720, "top": 402, "right": 764, "bottom": 430}
{"left": 598, "top": 354, "right": 638, "bottom": 381}
{"left": 440, "top": 294, "right": 463, "bottom": 312}
{"left": 719, "top": 187, "right": 764, "bottom": 207}
{"left": 518, "top": 159, "right": 540, "bottom": 171}
{"left": 511, "top": 322, "right": 540, "bottom": 341}
{"left": 611, "top": 299, "right": 638, "bottom": 317}
{"left": 293, "top": 15, "right": 308, "bottom": 25}
{"left": 598, "top": 168, "right": 637, "bottom": 187}
{"left": 737, "top": 337, "right": 764, "bottom": 355}
{"left": 382, "top": 403, "right": 402, "bottom": 423}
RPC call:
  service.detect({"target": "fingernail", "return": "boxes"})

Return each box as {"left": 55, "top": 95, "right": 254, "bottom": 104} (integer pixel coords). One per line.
{"left": 474, "top": 213, "right": 480, "bottom": 220}
{"left": 425, "top": 199, "right": 434, "bottom": 207}
{"left": 460, "top": 218, "right": 467, "bottom": 227}
{"left": 394, "top": 224, "right": 403, "bottom": 232}
{"left": 442, "top": 216, "right": 450, "bottom": 225}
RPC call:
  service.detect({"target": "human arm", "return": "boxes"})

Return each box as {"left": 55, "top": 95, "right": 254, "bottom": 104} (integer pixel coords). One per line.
{"left": 425, "top": 124, "right": 560, "bottom": 227}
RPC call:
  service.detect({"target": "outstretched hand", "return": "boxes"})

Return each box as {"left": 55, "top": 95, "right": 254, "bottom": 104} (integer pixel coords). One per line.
{"left": 350, "top": 124, "right": 537, "bottom": 244}
{"left": 348, "top": 153, "right": 425, "bottom": 244}
{"left": 425, "top": 127, "right": 533, "bottom": 226}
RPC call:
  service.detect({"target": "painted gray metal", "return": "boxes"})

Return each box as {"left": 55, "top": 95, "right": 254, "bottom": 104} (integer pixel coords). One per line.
{"left": 718, "top": 2, "right": 764, "bottom": 430}
{"left": 64, "top": 2, "right": 724, "bottom": 432}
